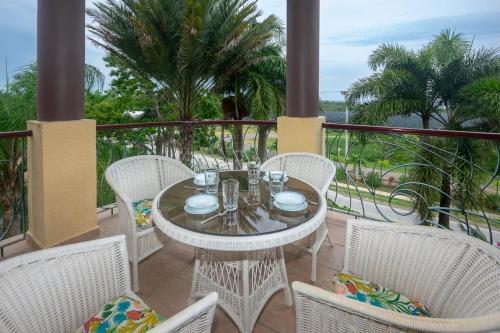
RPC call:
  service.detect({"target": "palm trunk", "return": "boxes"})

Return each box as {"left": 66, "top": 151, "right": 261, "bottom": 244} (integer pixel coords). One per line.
{"left": 220, "top": 126, "right": 227, "bottom": 157}
{"left": 233, "top": 124, "right": 243, "bottom": 170}
{"left": 257, "top": 126, "right": 269, "bottom": 162}
{"left": 179, "top": 125, "right": 194, "bottom": 166}
{"left": 155, "top": 128, "right": 164, "bottom": 155}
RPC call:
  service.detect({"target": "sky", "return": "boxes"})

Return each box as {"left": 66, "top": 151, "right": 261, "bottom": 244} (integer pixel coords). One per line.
{"left": 0, "top": 1, "right": 499, "bottom": 100}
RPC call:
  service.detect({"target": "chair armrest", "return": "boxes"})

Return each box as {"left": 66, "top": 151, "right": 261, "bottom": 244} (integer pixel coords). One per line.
{"left": 292, "top": 282, "right": 500, "bottom": 333}
{"left": 0, "top": 236, "right": 132, "bottom": 333}
{"left": 150, "top": 292, "right": 218, "bottom": 333}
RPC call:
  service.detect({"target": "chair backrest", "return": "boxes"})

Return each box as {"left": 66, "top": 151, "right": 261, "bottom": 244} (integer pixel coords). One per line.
{"left": 105, "top": 155, "right": 196, "bottom": 201}
{"left": 344, "top": 219, "right": 500, "bottom": 319}
{"left": 0, "top": 236, "right": 130, "bottom": 333}
{"left": 260, "top": 152, "right": 336, "bottom": 195}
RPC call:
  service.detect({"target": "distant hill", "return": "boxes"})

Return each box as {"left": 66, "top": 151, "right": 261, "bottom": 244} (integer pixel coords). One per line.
{"left": 320, "top": 100, "right": 348, "bottom": 112}
{"left": 320, "top": 100, "right": 445, "bottom": 129}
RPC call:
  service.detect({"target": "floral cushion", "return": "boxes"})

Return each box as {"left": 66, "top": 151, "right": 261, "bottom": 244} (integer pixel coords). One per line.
{"left": 77, "top": 296, "right": 163, "bottom": 333}
{"left": 132, "top": 199, "right": 154, "bottom": 230}
{"left": 333, "top": 273, "right": 432, "bottom": 317}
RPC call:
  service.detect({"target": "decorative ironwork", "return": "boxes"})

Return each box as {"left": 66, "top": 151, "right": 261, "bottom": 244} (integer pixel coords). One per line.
{"left": 325, "top": 128, "right": 500, "bottom": 245}
{"left": 96, "top": 122, "right": 278, "bottom": 208}
{"left": 0, "top": 136, "right": 28, "bottom": 255}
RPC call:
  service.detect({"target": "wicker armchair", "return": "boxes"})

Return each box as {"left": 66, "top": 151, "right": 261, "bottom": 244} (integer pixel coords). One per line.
{"left": 261, "top": 152, "right": 336, "bottom": 281}
{"left": 0, "top": 235, "right": 218, "bottom": 333}
{"left": 105, "top": 155, "right": 196, "bottom": 292}
{"left": 293, "top": 219, "right": 500, "bottom": 332}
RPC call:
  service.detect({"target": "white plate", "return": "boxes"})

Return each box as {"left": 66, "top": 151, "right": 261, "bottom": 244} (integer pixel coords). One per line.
{"left": 275, "top": 191, "right": 305, "bottom": 207}
{"left": 262, "top": 171, "right": 289, "bottom": 183}
{"left": 184, "top": 203, "right": 219, "bottom": 215}
{"left": 273, "top": 201, "right": 308, "bottom": 212}
{"left": 193, "top": 173, "right": 206, "bottom": 186}
{"left": 185, "top": 194, "right": 219, "bottom": 214}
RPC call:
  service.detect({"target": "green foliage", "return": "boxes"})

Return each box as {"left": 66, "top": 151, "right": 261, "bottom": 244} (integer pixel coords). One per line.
{"left": 348, "top": 29, "right": 500, "bottom": 227}
{"left": 0, "top": 63, "right": 107, "bottom": 130}
{"left": 398, "top": 174, "right": 409, "bottom": 184}
{"left": 194, "top": 92, "right": 223, "bottom": 120}
{"left": 87, "top": 0, "right": 283, "bottom": 122}
{"left": 87, "top": 0, "right": 285, "bottom": 163}
{"left": 365, "top": 172, "right": 382, "bottom": 188}
{"left": 0, "top": 64, "right": 37, "bottom": 131}
{"left": 485, "top": 194, "right": 500, "bottom": 211}
{"left": 320, "top": 100, "right": 347, "bottom": 112}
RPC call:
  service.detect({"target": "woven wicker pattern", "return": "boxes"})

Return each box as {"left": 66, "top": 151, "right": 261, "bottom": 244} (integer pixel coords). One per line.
{"left": 152, "top": 166, "right": 328, "bottom": 333}
{"left": 106, "top": 155, "right": 196, "bottom": 291}
{"left": 0, "top": 236, "right": 218, "bottom": 333}
{"left": 261, "top": 152, "right": 336, "bottom": 281}
{"left": 190, "top": 248, "right": 292, "bottom": 333}
{"left": 293, "top": 219, "right": 500, "bottom": 333}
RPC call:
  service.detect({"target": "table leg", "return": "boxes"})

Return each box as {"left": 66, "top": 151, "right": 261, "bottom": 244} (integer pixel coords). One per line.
{"left": 189, "top": 247, "right": 292, "bottom": 333}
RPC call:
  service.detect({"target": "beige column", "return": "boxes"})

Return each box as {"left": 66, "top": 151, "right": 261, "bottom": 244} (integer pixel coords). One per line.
{"left": 27, "top": 119, "right": 97, "bottom": 248}
{"left": 277, "top": 116, "right": 326, "bottom": 155}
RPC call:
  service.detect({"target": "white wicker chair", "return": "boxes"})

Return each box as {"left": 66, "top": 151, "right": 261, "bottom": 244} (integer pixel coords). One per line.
{"left": 261, "top": 152, "right": 336, "bottom": 281}
{"left": 0, "top": 235, "right": 218, "bottom": 333}
{"left": 292, "top": 219, "right": 500, "bottom": 333}
{"left": 105, "top": 155, "right": 196, "bottom": 292}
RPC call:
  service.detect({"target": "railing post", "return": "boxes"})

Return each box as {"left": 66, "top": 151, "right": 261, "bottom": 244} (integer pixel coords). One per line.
{"left": 27, "top": 0, "right": 97, "bottom": 248}
{"left": 278, "top": 0, "right": 325, "bottom": 154}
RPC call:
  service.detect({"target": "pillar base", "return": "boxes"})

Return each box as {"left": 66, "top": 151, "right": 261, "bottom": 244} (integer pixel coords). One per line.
{"left": 27, "top": 119, "right": 97, "bottom": 248}
{"left": 277, "top": 116, "right": 325, "bottom": 154}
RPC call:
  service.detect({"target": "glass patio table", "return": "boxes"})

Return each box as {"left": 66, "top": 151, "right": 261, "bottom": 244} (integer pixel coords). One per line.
{"left": 152, "top": 171, "right": 327, "bottom": 333}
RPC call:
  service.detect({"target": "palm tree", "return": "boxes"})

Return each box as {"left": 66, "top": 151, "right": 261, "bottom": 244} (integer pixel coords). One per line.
{"left": 348, "top": 30, "right": 500, "bottom": 228}
{"left": 87, "top": 0, "right": 282, "bottom": 165}
{"left": 214, "top": 34, "right": 286, "bottom": 167}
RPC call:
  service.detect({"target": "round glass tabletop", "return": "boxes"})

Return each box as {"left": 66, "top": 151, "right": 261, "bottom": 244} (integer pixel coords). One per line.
{"left": 157, "top": 171, "right": 321, "bottom": 237}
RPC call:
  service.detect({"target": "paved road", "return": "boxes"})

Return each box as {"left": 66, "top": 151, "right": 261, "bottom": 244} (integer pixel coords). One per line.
{"left": 328, "top": 190, "right": 500, "bottom": 245}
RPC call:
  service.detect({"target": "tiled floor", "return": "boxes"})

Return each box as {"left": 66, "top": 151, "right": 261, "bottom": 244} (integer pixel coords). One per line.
{"left": 2, "top": 211, "right": 349, "bottom": 333}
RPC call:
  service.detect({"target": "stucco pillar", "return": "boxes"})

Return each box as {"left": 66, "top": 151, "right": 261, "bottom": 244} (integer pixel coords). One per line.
{"left": 27, "top": 120, "right": 97, "bottom": 248}
{"left": 278, "top": 0, "right": 324, "bottom": 154}
{"left": 277, "top": 116, "right": 325, "bottom": 154}
{"left": 27, "top": 0, "right": 96, "bottom": 248}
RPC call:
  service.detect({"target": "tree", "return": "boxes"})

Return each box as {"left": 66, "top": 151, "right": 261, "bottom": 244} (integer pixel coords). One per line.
{"left": 87, "top": 0, "right": 282, "bottom": 165}
{"left": 214, "top": 35, "right": 285, "bottom": 166}
{"left": 0, "top": 63, "right": 105, "bottom": 237}
{"left": 347, "top": 30, "right": 500, "bottom": 228}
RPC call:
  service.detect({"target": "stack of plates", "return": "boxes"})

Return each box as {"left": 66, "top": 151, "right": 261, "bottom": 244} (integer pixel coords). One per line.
{"left": 273, "top": 191, "right": 307, "bottom": 212}
{"left": 185, "top": 194, "right": 219, "bottom": 214}
{"left": 262, "top": 171, "right": 289, "bottom": 183}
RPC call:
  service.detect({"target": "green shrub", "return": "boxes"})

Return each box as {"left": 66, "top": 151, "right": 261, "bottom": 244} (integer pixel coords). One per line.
{"left": 484, "top": 194, "right": 500, "bottom": 210}
{"left": 365, "top": 172, "right": 382, "bottom": 188}
{"left": 398, "top": 174, "right": 409, "bottom": 184}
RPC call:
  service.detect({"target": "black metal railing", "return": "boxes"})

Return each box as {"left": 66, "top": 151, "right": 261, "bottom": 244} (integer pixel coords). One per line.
{"left": 1, "top": 120, "right": 499, "bottom": 251}
{"left": 0, "top": 130, "right": 30, "bottom": 255}
{"left": 323, "top": 123, "right": 500, "bottom": 245}
{"left": 96, "top": 120, "right": 278, "bottom": 208}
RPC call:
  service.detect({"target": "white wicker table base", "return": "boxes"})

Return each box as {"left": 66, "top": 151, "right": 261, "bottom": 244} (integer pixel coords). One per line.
{"left": 189, "top": 247, "right": 292, "bottom": 333}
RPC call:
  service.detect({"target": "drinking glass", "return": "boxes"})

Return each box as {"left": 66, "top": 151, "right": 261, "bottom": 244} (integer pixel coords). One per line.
{"left": 247, "top": 161, "right": 261, "bottom": 185}
{"left": 204, "top": 169, "right": 219, "bottom": 194}
{"left": 246, "top": 184, "right": 261, "bottom": 206}
{"left": 223, "top": 211, "right": 238, "bottom": 228}
{"left": 269, "top": 171, "right": 284, "bottom": 198}
{"left": 222, "top": 179, "right": 239, "bottom": 212}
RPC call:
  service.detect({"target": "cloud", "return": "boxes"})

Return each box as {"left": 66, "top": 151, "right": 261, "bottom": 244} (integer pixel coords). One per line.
{"left": 326, "top": 12, "right": 500, "bottom": 46}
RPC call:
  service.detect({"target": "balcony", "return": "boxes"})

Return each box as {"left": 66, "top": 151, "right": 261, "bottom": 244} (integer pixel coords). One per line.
{"left": 1, "top": 120, "right": 499, "bottom": 332}
{"left": 1, "top": 0, "right": 500, "bottom": 332}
